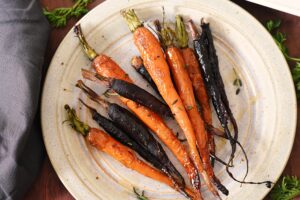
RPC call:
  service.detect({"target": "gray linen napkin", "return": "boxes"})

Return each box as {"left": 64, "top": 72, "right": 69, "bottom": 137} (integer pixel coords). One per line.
{"left": 0, "top": 0, "right": 49, "bottom": 199}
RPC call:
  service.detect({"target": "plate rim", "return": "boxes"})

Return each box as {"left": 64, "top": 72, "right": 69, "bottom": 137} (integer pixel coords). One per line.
{"left": 41, "top": 0, "right": 297, "bottom": 199}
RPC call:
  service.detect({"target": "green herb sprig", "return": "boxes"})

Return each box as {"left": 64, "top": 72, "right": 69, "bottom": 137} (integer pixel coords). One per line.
{"left": 265, "top": 20, "right": 300, "bottom": 99}
{"left": 233, "top": 68, "right": 242, "bottom": 95}
{"left": 133, "top": 187, "right": 149, "bottom": 200}
{"left": 43, "top": 0, "right": 92, "bottom": 28}
{"left": 271, "top": 176, "right": 300, "bottom": 200}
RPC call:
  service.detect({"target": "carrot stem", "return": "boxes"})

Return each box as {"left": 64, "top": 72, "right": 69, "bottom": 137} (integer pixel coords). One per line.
{"left": 64, "top": 104, "right": 90, "bottom": 137}
{"left": 76, "top": 80, "right": 109, "bottom": 109}
{"left": 175, "top": 15, "right": 188, "bottom": 49}
{"left": 121, "top": 9, "right": 143, "bottom": 32}
{"left": 74, "top": 24, "right": 98, "bottom": 60}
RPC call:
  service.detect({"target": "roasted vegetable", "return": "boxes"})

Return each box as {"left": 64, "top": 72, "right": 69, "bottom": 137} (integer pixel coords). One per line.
{"left": 76, "top": 81, "right": 186, "bottom": 195}
{"left": 122, "top": 9, "right": 213, "bottom": 199}
{"left": 189, "top": 19, "right": 272, "bottom": 188}
{"left": 75, "top": 23, "right": 201, "bottom": 196}
{"left": 77, "top": 97, "right": 172, "bottom": 178}
{"left": 64, "top": 104, "right": 194, "bottom": 199}
{"left": 156, "top": 17, "right": 227, "bottom": 196}
{"left": 111, "top": 78, "right": 172, "bottom": 118}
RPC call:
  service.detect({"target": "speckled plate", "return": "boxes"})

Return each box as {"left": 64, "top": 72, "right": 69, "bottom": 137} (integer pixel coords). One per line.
{"left": 41, "top": 0, "right": 297, "bottom": 199}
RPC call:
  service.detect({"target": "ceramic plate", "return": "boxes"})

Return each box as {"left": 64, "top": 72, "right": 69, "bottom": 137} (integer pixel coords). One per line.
{"left": 41, "top": 0, "right": 297, "bottom": 199}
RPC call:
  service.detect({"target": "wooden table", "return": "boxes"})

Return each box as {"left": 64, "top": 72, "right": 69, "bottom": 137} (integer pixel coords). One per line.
{"left": 25, "top": 0, "right": 300, "bottom": 199}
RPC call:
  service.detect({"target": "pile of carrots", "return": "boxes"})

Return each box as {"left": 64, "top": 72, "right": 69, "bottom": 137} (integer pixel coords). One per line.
{"left": 64, "top": 9, "right": 271, "bottom": 200}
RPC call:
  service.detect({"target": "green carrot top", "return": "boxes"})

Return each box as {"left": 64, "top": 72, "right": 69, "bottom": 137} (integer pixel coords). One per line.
{"left": 64, "top": 104, "right": 90, "bottom": 137}
{"left": 175, "top": 15, "right": 189, "bottom": 49}
{"left": 121, "top": 9, "right": 143, "bottom": 32}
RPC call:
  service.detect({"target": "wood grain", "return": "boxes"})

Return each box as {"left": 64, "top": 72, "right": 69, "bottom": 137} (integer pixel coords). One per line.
{"left": 24, "top": 0, "right": 300, "bottom": 199}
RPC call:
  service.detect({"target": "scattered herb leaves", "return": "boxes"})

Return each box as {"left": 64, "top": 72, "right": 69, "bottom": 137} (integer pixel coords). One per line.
{"left": 270, "top": 176, "right": 300, "bottom": 200}
{"left": 43, "top": 0, "right": 92, "bottom": 28}
{"left": 265, "top": 20, "right": 300, "bottom": 99}
{"left": 233, "top": 68, "right": 242, "bottom": 95}
{"left": 186, "top": 105, "right": 193, "bottom": 110}
{"left": 172, "top": 99, "right": 178, "bottom": 105}
{"left": 133, "top": 187, "right": 149, "bottom": 200}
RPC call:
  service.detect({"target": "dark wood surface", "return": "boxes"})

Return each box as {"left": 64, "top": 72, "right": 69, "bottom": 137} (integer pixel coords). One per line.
{"left": 24, "top": 0, "right": 300, "bottom": 199}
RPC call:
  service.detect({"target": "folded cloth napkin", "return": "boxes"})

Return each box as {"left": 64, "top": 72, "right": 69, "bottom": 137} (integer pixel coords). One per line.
{"left": 0, "top": 0, "right": 49, "bottom": 199}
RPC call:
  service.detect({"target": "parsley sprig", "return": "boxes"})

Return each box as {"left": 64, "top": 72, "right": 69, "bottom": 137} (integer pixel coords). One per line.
{"left": 271, "top": 176, "right": 300, "bottom": 200}
{"left": 265, "top": 20, "right": 300, "bottom": 98}
{"left": 43, "top": 0, "right": 92, "bottom": 28}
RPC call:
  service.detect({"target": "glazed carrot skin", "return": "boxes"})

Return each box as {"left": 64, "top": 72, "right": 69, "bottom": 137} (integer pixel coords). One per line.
{"left": 65, "top": 105, "right": 196, "bottom": 199}
{"left": 89, "top": 55, "right": 201, "bottom": 191}
{"left": 90, "top": 129, "right": 196, "bottom": 199}
{"left": 93, "top": 55, "right": 132, "bottom": 83}
{"left": 181, "top": 48, "right": 211, "bottom": 124}
{"left": 181, "top": 48, "right": 216, "bottom": 160}
{"left": 166, "top": 46, "right": 230, "bottom": 196}
{"left": 132, "top": 26, "right": 218, "bottom": 196}
{"left": 74, "top": 24, "right": 200, "bottom": 199}
{"left": 166, "top": 47, "right": 210, "bottom": 170}
{"left": 88, "top": 128, "right": 174, "bottom": 187}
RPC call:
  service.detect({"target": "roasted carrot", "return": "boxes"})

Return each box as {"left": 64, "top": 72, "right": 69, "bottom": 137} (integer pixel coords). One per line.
{"left": 82, "top": 68, "right": 202, "bottom": 198}
{"left": 121, "top": 10, "right": 218, "bottom": 197}
{"left": 78, "top": 72, "right": 172, "bottom": 118}
{"left": 167, "top": 47, "right": 211, "bottom": 169}
{"left": 182, "top": 48, "right": 211, "bottom": 123}
{"left": 77, "top": 96, "right": 177, "bottom": 183}
{"left": 181, "top": 47, "right": 216, "bottom": 160}
{"left": 64, "top": 104, "right": 195, "bottom": 199}
{"left": 189, "top": 19, "right": 272, "bottom": 189}
{"left": 74, "top": 24, "right": 202, "bottom": 198}
{"left": 111, "top": 78, "right": 172, "bottom": 118}
{"left": 175, "top": 15, "right": 216, "bottom": 167}
{"left": 76, "top": 82, "right": 184, "bottom": 189}
{"left": 153, "top": 16, "right": 227, "bottom": 196}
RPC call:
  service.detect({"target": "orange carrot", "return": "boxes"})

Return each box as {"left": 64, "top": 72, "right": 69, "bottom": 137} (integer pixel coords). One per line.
{"left": 64, "top": 105, "right": 195, "bottom": 199}
{"left": 90, "top": 128, "right": 196, "bottom": 199}
{"left": 166, "top": 47, "right": 210, "bottom": 169}
{"left": 122, "top": 10, "right": 218, "bottom": 197}
{"left": 74, "top": 24, "right": 201, "bottom": 199}
{"left": 82, "top": 60, "right": 201, "bottom": 196}
{"left": 181, "top": 48, "right": 211, "bottom": 123}
{"left": 93, "top": 55, "right": 132, "bottom": 83}
{"left": 181, "top": 47, "right": 216, "bottom": 159}
{"left": 169, "top": 15, "right": 227, "bottom": 195}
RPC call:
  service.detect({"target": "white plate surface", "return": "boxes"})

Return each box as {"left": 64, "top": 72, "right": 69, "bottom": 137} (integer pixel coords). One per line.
{"left": 41, "top": 0, "right": 297, "bottom": 199}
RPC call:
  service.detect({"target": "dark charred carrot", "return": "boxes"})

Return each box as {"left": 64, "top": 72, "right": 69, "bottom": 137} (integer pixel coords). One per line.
{"left": 122, "top": 10, "right": 216, "bottom": 198}
{"left": 189, "top": 19, "right": 272, "bottom": 188}
{"left": 111, "top": 79, "right": 172, "bottom": 118}
{"left": 77, "top": 97, "right": 170, "bottom": 172}
{"left": 108, "top": 104, "right": 185, "bottom": 186}
{"left": 74, "top": 24, "right": 202, "bottom": 198}
{"left": 155, "top": 16, "right": 227, "bottom": 196}
{"left": 175, "top": 15, "right": 216, "bottom": 166}
{"left": 82, "top": 69, "right": 202, "bottom": 198}
{"left": 76, "top": 81, "right": 185, "bottom": 191}
{"left": 64, "top": 104, "right": 195, "bottom": 199}
{"left": 79, "top": 70, "right": 172, "bottom": 118}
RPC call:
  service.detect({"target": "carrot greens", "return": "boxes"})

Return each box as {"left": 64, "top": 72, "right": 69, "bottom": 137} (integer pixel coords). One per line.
{"left": 43, "top": 0, "right": 92, "bottom": 28}
{"left": 265, "top": 20, "right": 300, "bottom": 99}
